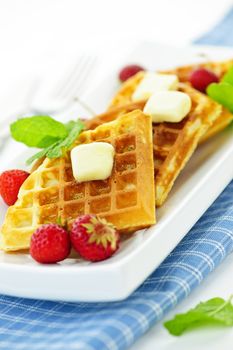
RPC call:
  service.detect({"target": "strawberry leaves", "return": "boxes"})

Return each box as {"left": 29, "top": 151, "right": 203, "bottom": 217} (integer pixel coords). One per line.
{"left": 82, "top": 216, "right": 117, "bottom": 249}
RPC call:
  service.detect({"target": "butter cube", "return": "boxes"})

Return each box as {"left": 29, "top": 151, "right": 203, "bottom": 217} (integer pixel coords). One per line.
{"left": 132, "top": 72, "right": 178, "bottom": 101}
{"left": 143, "top": 91, "right": 192, "bottom": 123}
{"left": 71, "top": 142, "right": 115, "bottom": 182}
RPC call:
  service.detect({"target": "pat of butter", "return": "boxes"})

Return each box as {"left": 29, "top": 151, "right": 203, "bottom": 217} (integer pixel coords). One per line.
{"left": 71, "top": 142, "right": 115, "bottom": 182}
{"left": 143, "top": 91, "right": 192, "bottom": 123}
{"left": 132, "top": 72, "right": 178, "bottom": 101}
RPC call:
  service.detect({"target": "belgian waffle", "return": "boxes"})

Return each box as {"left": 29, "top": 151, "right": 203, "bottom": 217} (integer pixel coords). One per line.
{"left": 162, "top": 60, "right": 233, "bottom": 140}
{"left": 109, "top": 61, "right": 233, "bottom": 142}
{"left": 86, "top": 82, "right": 222, "bottom": 206}
{"left": 1, "top": 111, "right": 156, "bottom": 251}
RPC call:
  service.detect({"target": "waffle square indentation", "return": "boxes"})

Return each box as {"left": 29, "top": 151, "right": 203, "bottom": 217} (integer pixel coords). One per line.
{"left": 155, "top": 129, "right": 178, "bottom": 147}
{"left": 115, "top": 153, "right": 136, "bottom": 173}
{"left": 89, "top": 179, "right": 111, "bottom": 196}
{"left": 115, "top": 134, "right": 136, "bottom": 154}
{"left": 38, "top": 187, "right": 59, "bottom": 206}
{"left": 64, "top": 183, "right": 85, "bottom": 201}
{"left": 90, "top": 197, "right": 111, "bottom": 214}
{"left": 41, "top": 170, "right": 59, "bottom": 188}
{"left": 64, "top": 202, "right": 85, "bottom": 219}
{"left": 116, "top": 172, "right": 137, "bottom": 191}
{"left": 116, "top": 191, "right": 137, "bottom": 209}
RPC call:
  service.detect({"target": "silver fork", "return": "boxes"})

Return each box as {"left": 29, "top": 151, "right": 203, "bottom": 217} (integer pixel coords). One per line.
{"left": 31, "top": 54, "right": 97, "bottom": 114}
{"left": 0, "top": 54, "right": 97, "bottom": 143}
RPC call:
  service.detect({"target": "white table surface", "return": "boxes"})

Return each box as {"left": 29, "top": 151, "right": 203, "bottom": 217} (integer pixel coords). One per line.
{"left": 0, "top": 1, "right": 233, "bottom": 349}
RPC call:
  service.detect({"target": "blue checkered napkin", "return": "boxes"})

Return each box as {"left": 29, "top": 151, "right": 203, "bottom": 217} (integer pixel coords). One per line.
{"left": 0, "top": 9, "right": 233, "bottom": 350}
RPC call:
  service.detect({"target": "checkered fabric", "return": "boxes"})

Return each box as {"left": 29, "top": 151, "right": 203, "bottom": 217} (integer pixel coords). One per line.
{"left": 0, "top": 9, "right": 233, "bottom": 350}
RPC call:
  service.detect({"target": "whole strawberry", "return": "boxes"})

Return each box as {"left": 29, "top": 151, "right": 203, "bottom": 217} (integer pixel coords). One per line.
{"left": 71, "top": 215, "right": 120, "bottom": 262}
{"left": 189, "top": 68, "right": 219, "bottom": 93}
{"left": 0, "top": 169, "right": 29, "bottom": 206}
{"left": 119, "top": 64, "right": 144, "bottom": 82}
{"left": 30, "top": 224, "right": 71, "bottom": 264}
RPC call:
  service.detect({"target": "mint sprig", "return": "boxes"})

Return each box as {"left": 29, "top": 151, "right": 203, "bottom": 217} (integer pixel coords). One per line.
{"left": 164, "top": 296, "right": 233, "bottom": 336}
{"left": 26, "top": 120, "right": 84, "bottom": 165}
{"left": 10, "top": 115, "right": 84, "bottom": 165}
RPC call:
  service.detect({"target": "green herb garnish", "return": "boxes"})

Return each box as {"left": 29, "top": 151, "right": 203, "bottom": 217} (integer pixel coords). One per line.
{"left": 207, "top": 66, "right": 233, "bottom": 113}
{"left": 207, "top": 82, "right": 233, "bottom": 112}
{"left": 10, "top": 116, "right": 84, "bottom": 165}
{"left": 164, "top": 296, "right": 233, "bottom": 336}
{"left": 10, "top": 116, "right": 68, "bottom": 148}
{"left": 222, "top": 66, "right": 233, "bottom": 85}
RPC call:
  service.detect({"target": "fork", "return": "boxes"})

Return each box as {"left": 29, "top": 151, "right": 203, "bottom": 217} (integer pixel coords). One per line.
{"left": 31, "top": 54, "right": 97, "bottom": 115}
{"left": 0, "top": 54, "right": 97, "bottom": 144}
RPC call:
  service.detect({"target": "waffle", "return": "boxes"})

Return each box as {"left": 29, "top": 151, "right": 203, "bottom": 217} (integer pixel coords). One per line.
{"left": 86, "top": 82, "right": 222, "bottom": 206}
{"left": 109, "top": 61, "right": 233, "bottom": 142}
{"left": 1, "top": 111, "right": 156, "bottom": 251}
{"left": 162, "top": 60, "right": 233, "bottom": 140}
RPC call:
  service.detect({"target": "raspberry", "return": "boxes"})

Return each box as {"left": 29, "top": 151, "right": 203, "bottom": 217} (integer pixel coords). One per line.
{"left": 119, "top": 64, "right": 144, "bottom": 82}
{"left": 70, "top": 215, "right": 120, "bottom": 262}
{"left": 189, "top": 68, "right": 219, "bottom": 93}
{"left": 0, "top": 169, "right": 29, "bottom": 206}
{"left": 30, "top": 224, "right": 71, "bottom": 264}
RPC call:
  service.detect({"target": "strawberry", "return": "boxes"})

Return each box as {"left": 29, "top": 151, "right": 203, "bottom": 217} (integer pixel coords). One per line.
{"left": 119, "top": 64, "right": 144, "bottom": 82}
{"left": 0, "top": 169, "right": 29, "bottom": 206}
{"left": 30, "top": 224, "right": 71, "bottom": 264}
{"left": 189, "top": 68, "right": 219, "bottom": 93}
{"left": 70, "top": 215, "right": 120, "bottom": 262}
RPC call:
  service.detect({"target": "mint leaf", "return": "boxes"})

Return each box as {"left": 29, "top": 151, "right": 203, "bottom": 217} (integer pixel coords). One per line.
{"left": 26, "top": 120, "right": 84, "bottom": 165}
{"left": 207, "top": 82, "right": 233, "bottom": 113}
{"left": 164, "top": 296, "right": 233, "bottom": 336}
{"left": 222, "top": 66, "right": 233, "bottom": 86}
{"left": 10, "top": 116, "right": 68, "bottom": 148}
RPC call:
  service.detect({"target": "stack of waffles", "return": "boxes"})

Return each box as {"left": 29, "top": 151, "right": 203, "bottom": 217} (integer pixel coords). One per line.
{"left": 87, "top": 79, "right": 223, "bottom": 206}
{"left": 86, "top": 60, "right": 233, "bottom": 205}
{"left": 1, "top": 60, "right": 232, "bottom": 251}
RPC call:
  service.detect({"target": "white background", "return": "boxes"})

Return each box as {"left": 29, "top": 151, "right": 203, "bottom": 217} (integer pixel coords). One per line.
{"left": 0, "top": 0, "right": 232, "bottom": 98}
{"left": 0, "top": 0, "right": 233, "bottom": 349}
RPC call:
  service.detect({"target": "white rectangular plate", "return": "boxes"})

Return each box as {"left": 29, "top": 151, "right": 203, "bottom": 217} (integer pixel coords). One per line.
{"left": 0, "top": 43, "right": 232, "bottom": 302}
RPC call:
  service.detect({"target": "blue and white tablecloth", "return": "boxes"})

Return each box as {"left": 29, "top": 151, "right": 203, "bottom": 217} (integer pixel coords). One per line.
{"left": 0, "top": 8, "right": 233, "bottom": 350}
